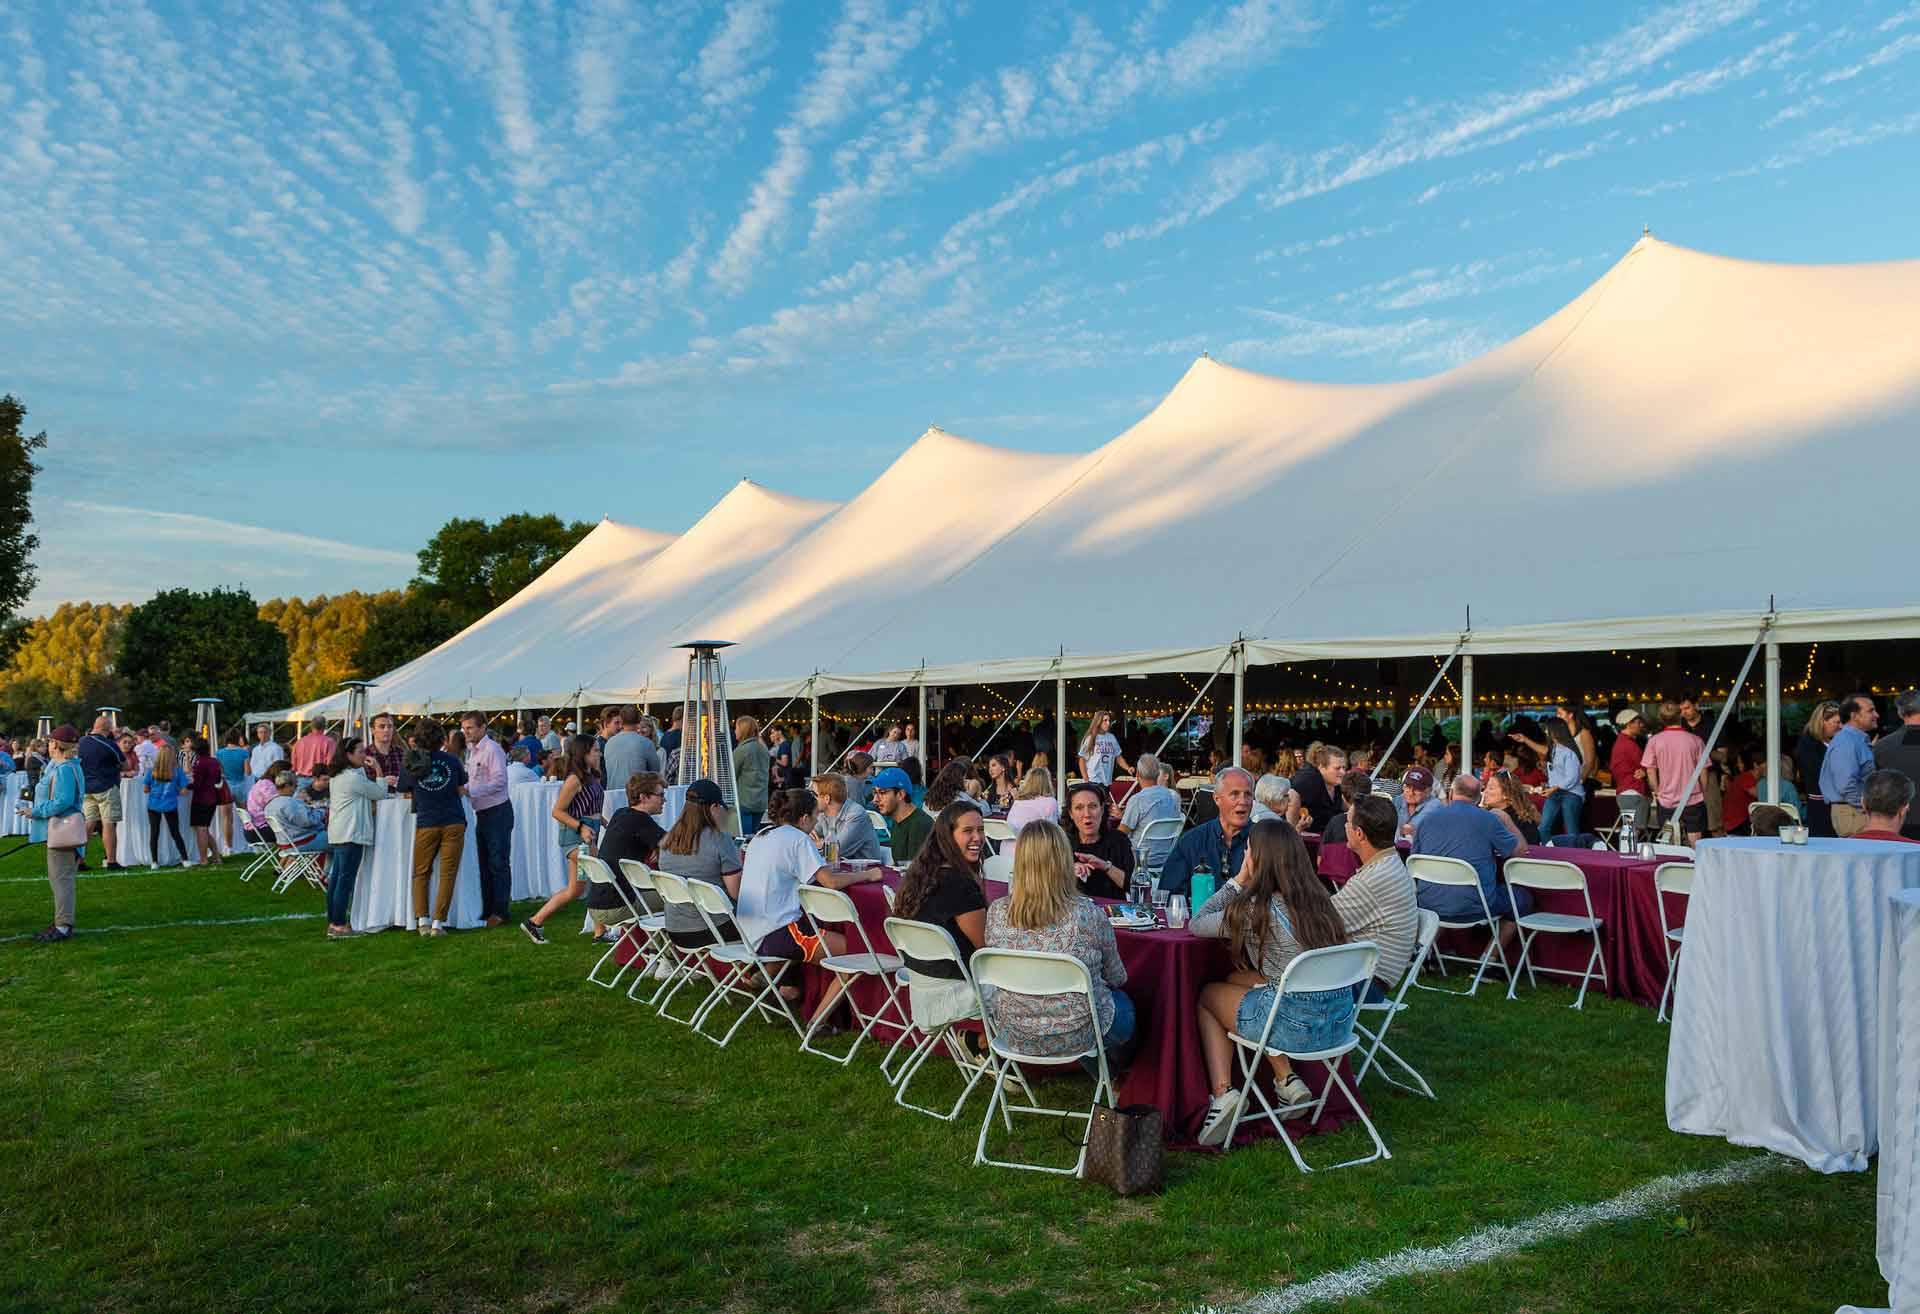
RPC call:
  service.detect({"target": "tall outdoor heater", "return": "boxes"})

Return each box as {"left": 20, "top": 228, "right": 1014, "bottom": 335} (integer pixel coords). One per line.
{"left": 340, "top": 681, "right": 377, "bottom": 743}
{"left": 97, "top": 706, "right": 121, "bottom": 732}
{"left": 36, "top": 714, "right": 52, "bottom": 742}
{"left": 676, "top": 641, "right": 740, "bottom": 827}
{"left": 191, "top": 697, "right": 222, "bottom": 747}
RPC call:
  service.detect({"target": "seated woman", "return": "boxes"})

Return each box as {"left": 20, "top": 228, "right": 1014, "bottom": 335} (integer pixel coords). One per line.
{"left": 733, "top": 788, "right": 885, "bottom": 1010}
{"left": 656, "top": 779, "right": 744, "bottom": 950}
{"left": 983, "top": 820, "right": 1134, "bottom": 1074}
{"left": 1250, "top": 772, "right": 1295, "bottom": 824}
{"left": 891, "top": 800, "right": 989, "bottom": 978}
{"left": 924, "top": 757, "right": 975, "bottom": 812}
{"left": 1063, "top": 781, "right": 1133, "bottom": 899}
{"left": 1189, "top": 818, "right": 1357, "bottom": 1146}
{"left": 1003, "top": 767, "right": 1059, "bottom": 854}
{"left": 1481, "top": 769, "right": 1542, "bottom": 844}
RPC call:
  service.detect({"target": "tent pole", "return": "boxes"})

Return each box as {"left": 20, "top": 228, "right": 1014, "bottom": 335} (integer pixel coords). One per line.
{"left": 1665, "top": 622, "right": 1769, "bottom": 841}
{"left": 1460, "top": 654, "right": 1474, "bottom": 780}
{"left": 972, "top": 670, "right": 1052, "bottom": 763}
{"left": 809, "top": 679, "right": 821, "bottom": 776}
{"left": 825, "top": 683, "right": 914, "bottom": 773}
{"left": 1230, "top": 640, "right": 1246, "bottom": 771}
{"left": 1055, "top": 677, "right": 1067, "bottom": 804}
{"left": 1151, "top": 646, "right": 1237, "bottom": 762}
{"left": 1374, "top": 642, "right": 1464, "bottom": 772}
{"left": 1764, "top": 639, "right": 1781, "bottom": 806}
{"left": 917, "top": 674, "right": 928, "bottom": 777}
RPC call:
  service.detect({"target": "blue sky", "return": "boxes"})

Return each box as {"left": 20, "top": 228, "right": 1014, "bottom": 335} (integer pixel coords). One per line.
{"left": 5, "top": 0, "right": 1917, "bottom": 611}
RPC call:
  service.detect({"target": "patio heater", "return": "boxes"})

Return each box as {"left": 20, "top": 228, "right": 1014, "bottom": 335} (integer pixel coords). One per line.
{"left": 340, "top": 681, "right": 377, "bottom": 742}
{"left": 191, "top": 697, "right": 222, "bottom": 748}
{"left": 676, "top": 641, "right": 740, "bottom": 827}
{"left": 97, "top": 706, "right": 121, "bottom": 732}
{"left": 36, "top": 713, "right": 53, "bottom": 742}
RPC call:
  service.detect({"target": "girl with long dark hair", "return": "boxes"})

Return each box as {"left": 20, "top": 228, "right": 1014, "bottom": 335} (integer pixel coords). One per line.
{"left": 1189, "top": 819, "right": 1355, "bottom": 1145}
{"left": 892, "top": 800, "right": 989, "bottom": 978}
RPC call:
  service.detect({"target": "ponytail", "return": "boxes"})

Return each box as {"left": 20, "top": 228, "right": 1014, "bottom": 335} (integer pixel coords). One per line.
{"left": 767, "top": 787, "right": 817, "bottom": 829}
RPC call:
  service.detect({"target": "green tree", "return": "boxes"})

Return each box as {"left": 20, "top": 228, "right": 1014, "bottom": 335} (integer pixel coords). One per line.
{"left": 413, "top": 513, "right": 591, "bottom": 625}
{"left": 260, "top": 590, "right": 401, "bottom": 702}
{"left": 117, "top": 587, "right": 292, "bottom": 725}
{"left": 1, "top": 601, "right": 131, "bottom": 699}
{"left": 349, "top": 591, "right": 462, "bottom": 681}
{"left": 0, "top": 394, "right": 47, "bottom": 623}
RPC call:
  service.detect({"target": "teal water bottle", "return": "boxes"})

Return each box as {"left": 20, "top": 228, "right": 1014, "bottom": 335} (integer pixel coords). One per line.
{"left": 1190, "top": 863, "right": 1215, "bottom": 908}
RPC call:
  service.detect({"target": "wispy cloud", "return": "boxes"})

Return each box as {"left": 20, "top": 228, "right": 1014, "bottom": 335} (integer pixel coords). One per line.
{"left": 1101, "top": 146, "right": 1279, "bottom": 247}
{"left": 692, "top": 0, "right": 782, "bottom": 110}
{"left": 62, "top": 503, "right": 416, "bottom": 568}
{"left": 1818, "top": 31, "right": 1920, "bottom": 83}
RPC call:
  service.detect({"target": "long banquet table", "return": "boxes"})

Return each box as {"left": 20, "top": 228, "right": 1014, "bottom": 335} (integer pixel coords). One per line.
{"left": 350, "top": 796, "right": 485, "bottom": 932}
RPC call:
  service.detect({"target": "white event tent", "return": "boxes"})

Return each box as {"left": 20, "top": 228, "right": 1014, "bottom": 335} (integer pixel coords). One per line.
{"left": 261, "top": 236, "right": 1920, "bottom": 787}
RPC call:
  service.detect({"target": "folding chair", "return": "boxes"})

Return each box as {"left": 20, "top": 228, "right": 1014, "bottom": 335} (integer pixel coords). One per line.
{"left": 881, "top": 917, "right": 996, "bottom": 1121}
{"left": 866, "top": 809, "right": 891, "bottom": 842}
{"left": 983, "top": 817, "right": 1015, "bottom": 852}
{"left": 265, "top": 815, "right": 325, "bottom": 894}
{"left": 1651, "top": 842, "right": 1694, "bottom": 857}
{"left": 970, "top": 948, "right": 1115, "bottom": 1177}
{"left": 685, "top": 879, "right": 804, "bottom": 1047}
{"left": 795, "top": 884, "right": 908, "bottom": 1071}
{"left": 1221, "top": 942, "right": 1390, "bottom": 1173}
{"left": 1654, "top": 861, "right": 1694, "bottom": 1023}
{"left": 646, "top": 872, "right": 714, "bottom": 1021}
{"left": 578, "top": 855, "right": 649, "bottom": 991}
{"left": 982, "top": 851, "right": 1013, "bottom": 883}
{"left": 1408, "top": 854, "right": 1511, "bottom": 996}
{"left": 1353, "top": 909, "right": 1441, "bottom": 1098}
{"left": 1502, "top": 857, "right": 1608, "bottom": 1009}
{"left": 1131, "top": 816, "right": 1184, "bottom": 884}
{"left": 617, "top": 858, "right": 672, "bottom": 983}
{"left": 236, "top": 820, "right": 276, "bottom": 883}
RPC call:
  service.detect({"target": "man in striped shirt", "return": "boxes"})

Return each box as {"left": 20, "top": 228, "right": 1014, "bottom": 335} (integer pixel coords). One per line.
{"left": 1332, "top": 794, "right": 1419, "bottom": 1001}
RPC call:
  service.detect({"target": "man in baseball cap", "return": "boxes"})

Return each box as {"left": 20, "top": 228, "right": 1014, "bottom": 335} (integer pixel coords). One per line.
{"left": 1610, "top": 708, "right": 1651, "bottom": 829}
{"left": 869, "top": 767, "right": 930, "bottom": 864}
{"left": 1397, "top": 765, "right": 1437, "bottom": 836}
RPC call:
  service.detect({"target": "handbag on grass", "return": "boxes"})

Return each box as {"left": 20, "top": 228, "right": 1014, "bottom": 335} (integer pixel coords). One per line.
{"left": 1083, "top": 1103, "right": 1165, "bottom": 1196}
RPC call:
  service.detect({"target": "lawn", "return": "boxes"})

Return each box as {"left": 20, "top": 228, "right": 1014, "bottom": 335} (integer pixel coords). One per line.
{"left": 0, "top": 838, "right": 1884, "bottom": 1314}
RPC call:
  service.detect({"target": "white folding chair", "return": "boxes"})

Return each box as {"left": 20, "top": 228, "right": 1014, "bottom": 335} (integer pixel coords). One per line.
{"left": 265, "top": 814, "right": 324, "bottom": 894}
{"left": 578, "top": 855, "right": 648, "bottom": 991}
{"left": 685, "top": 879, "right": 803, "bottom": 1047}
{"left": 646, "top": 872, "right": 714, "bottom": 1021}
{"left": 1654, "top": 861, "right": 1694, "bottom": 1023}
{"left": 983, "top": 817, "right": 1015, "bottom": 847}
{"left": 1651, "top": 842, "right": 1694, "bottom": 857}
{"left": 1408, "top": 855, "right": 1511, "bottom": 996}
{"left": 235, "top": 820, "right": 276, "bottom": 883}
{"left": 1222, "top": 942, "right": 1389, "bottom": 1172}
{"left": 795, "top": 884, "right": 909, "bottom": 1072}
{"left": 881, "top": 918, "right": 1000, "bottom": 1121}
{"left": 1501, "top": 857, "right": 1608, "bottom": 1009}
{"left": 616, "top": 858, "right": 672, "bottom": 982}
{"left": 1353, "top": 909, "right": 1441, "bottom": 1099}
{"left": 866, "top": 809, "right": 891, "bottom": 841}
{"left": 970, "top": 948, "right": 1115, "bottom": 1177}
{"left": 982, "top": 851, "right": 1013, "bottom": 883}
{"left": 1771, "top": 801, "right": 1802, "bottom": 823}
{"left": 1132, "top": 816, "right": 1184, "bottom": 883}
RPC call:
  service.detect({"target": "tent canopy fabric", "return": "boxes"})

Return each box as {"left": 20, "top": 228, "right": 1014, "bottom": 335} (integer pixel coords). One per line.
{"left": 256, "top": 236, "right": 1920, "bottom": 720}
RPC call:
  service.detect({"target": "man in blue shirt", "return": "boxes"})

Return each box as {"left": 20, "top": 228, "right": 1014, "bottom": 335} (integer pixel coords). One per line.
{"left": 1158, "top": 767, "right": 1254, "bottom": 897}
{"left": 1411, "top": 774, "right": 1529, "bottom": 954}
{"left": 76, "top": 715, "right": 128, "bottom": 870}
{"left": 1820, "top": 692, "right": 1881, "bottom": 837}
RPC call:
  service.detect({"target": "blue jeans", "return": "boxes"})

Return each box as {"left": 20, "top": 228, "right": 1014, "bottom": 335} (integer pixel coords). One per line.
{"left": 1080, "top": 989, "right": 1137, "bottom": 1079}
{"left": 739, "top": 810, "right": 761, "bottom": 836}
{"left": 473, "top": 801, "right": 514, "bottom": 921}
{"left": 1539, "top": 790, "right": 1582, "bottom": 841}
{"left": 326, "top": 842, "right": 364, "bottom": 925}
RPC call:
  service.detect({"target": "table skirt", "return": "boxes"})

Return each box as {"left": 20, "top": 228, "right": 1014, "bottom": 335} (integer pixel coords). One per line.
{"left": 350, "top": 798, "right": 484, "bottom": 932}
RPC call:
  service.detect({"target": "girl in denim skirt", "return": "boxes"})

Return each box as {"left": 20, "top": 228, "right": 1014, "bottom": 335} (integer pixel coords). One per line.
{"left": 1190, "top": 819, "right": 1356, "bottom": 1146}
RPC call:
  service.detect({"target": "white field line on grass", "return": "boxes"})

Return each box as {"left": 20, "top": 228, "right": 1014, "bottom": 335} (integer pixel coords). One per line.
{"left": 0, "top": 913, "right": 321, "bottom": 944}
{"left": 1200, "top": 1154, "right": 1790, "bottom": 1314}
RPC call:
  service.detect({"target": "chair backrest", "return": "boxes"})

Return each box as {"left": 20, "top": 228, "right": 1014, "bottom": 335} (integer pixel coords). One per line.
{"left": 970, "top": 946, "right": 1092, "bottom": 998}
{"left": 617, "top": 858, "right": 657, "bottom": 892}
{"left": 1407, "top": 854, "right": 1479, "bottom": 887}
{"left": 982, "top": 851, "right": 1013, "bottom": 883}
{"left": 577, "top": 853, "right": 617, "bottom": 886}
{"left": 1502, "top": 856, "right": 1587, "bottom": 893}
{"left": 1134, "top": 816, "right": 1183, "bottom": 849}
{"left": 866, "top": 809, "right": 890, "bottom": 835}
{"left": 265, "top": 812, "right": 297, "bottom": 848}
{"left": 1412, "top": 908, "right": 1441, "bottom": 962}
{"left": 883, "top": 916, "right": 970, "bottom": 982}
{"left": 1174, "top": 775, "right": 1209, "bottom": 791}
{"left": 1277, "top": 941, "right": 1380, "bottom": 997}
{"left": 1655, "top": 860, "right": 1694, "bottom": 898}
{"left": 983, "top": 818, "right": 1016, "bottom": 842}
{"left": 650, "top": 869, "right": 693, "bottom": 908}
{"left": 1773, "top": 801, "right": 1802, "bottom": 822}
{"left": 796, "top": 882, "right": 858, "bottom": 927}
{"left": 686, "top": 878, "right": 735, "bottom": 919}
{"left": 1652, "top": 843, "right": 1693, "bottom": 857}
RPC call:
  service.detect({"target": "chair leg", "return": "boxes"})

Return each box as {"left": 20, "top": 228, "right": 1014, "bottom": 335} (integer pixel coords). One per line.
{"left": 1570, "top": 940, "right": 1601, "bottom": 1010}
{"left": 1658, "top": 947, "right": 1680, "bottom": 1023}
{"left": 1505, "top": 930, "right": 1536, "bottom": 1001}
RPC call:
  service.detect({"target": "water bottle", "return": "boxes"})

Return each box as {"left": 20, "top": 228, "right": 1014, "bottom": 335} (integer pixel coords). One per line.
{"left": 1618, "top": 814, "right": 1636, "bottom": 855}
{"left": 1190, "top": 863, "right": 1216, "bottom": 908}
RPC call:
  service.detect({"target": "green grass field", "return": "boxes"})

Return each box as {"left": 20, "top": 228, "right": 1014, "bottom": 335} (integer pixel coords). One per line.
{"left": 0, "top": 838, "right": 1884, "bottom": 1313}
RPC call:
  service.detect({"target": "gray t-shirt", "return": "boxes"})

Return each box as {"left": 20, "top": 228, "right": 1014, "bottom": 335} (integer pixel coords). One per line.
{"left": 658, "top": 828, "right": 743, "bottom": 936}
{"left": 1120, "top": 784, "right": 1183, "bottom": 867}
{"left": 602, "top": 730, "right": 661, "bottom": 790}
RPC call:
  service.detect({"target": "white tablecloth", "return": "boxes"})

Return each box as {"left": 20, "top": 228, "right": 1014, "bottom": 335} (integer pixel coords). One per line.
{"left": 1667, "top": 836, "right": 1920, "bottom": 1172}
{"left": 3, "top": 771, "right": 29, "bottom": 835}
{"left": 1876, "top": 888, "right": 1920, "bottom": 1311}
{"left": 351, "top": 797, "right": 483, "bottom": 932}
{"left": 116, "top": 776, "right": 232, "bottom": 866}
{"left": 507, "top": 781, "right": 687, "bottom": 901}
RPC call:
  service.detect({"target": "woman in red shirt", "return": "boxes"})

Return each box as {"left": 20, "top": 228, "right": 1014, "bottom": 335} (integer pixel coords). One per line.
{"left": 1721, "top": 745, "right": 1761, "bottom": 836}
{"left": 187, "top": 734, "right": 224, "bottom": 865}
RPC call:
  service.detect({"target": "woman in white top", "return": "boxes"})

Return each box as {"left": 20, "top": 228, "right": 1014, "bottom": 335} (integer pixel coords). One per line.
{"left": 733, "top": 788, "right": 883, "bottom": 1012}
{"left": 325, "top": 738, "right": 394, "bottom": 939}
{"left": 1002, "top": 767, "right": 1060, "bottom": 857}
{"left": 1077, "top": 710, "right": 1131, "bottom": 788}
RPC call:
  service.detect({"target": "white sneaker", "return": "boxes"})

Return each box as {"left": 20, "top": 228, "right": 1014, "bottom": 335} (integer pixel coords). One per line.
{"left": 1196, "top": 1088, "right": 1244, "bottom": 1147}
{"left": 1277, "top": 1073, "right": 1314, "bottom": 1117}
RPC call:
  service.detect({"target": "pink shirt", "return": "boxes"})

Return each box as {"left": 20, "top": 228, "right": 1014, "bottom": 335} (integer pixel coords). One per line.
{"left": 465, "top": 735, "right": 509, "bottom": 811}
{"left": 1002, "top": 796, "right": 1062, "bottom": 854}
{"left": 1643, "top": 728, "right": 1705, "bottom": 808}
{"left": 291, "top": 731, "right": 335, "bottom": 776}
{"left": 246, "top": 777, "right": 278, "bottom": 829}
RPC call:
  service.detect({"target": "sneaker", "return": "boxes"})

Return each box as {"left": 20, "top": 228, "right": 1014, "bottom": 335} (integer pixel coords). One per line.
{"left": 521, "top": 920, "right": 547, "bottom": 945}
{"left": 31, "top": 924, "right": 74, "bottom": 944}
{"left": 428, "top": 925, "right": 447, "bottom": 938}
{"left": 326, "top": 926, "right": 355, "bottom": 940}
{"left": 1276, "top": 1073, "right": 1314, "bottom": 1118}
{"left": 1196, "top": 1088, "right": 1245, "bottom": 1147}
{"left": 105, "top": 862, "right": 124, "bottom": 871}
{"left": 417, "top": 923, "right": 432, "bottom": 937}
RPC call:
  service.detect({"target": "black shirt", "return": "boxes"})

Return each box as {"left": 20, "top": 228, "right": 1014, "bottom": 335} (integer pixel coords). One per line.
{"left": 1290, "top": 766, "right": 1338, "bottom": 831}
{"left": 1794, "top": 732, "right": 1829, "bottom": 802}
{"left": 897, "top": 866, "right": 987, "bottom": 980}
{"left": 1873, "top": 725, "right": 1920, "bottom": 840}
{"left": 1071, "top": 828, "right": 1135, "bottom": 898}
{"left": 589, "top": 808, "right": 665, "bottom": 911}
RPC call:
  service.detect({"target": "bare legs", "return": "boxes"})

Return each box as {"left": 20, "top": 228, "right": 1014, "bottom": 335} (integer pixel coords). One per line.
{"left": 529, "top": 847, "right": 584, "bottom": 928}
{"left": 1199, "top": 969, "right": 1292, "bottom": 1096}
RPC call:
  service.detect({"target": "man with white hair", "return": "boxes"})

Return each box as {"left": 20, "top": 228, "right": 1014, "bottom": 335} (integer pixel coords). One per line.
{"left": 1250, "top": 773, "right": 1293, "bottom": 823}
{"left": 1118, "top": 753, "right": 1182, "bottom": 871}
{"left": 1158, "top": 767, "right": 1253, "bottom": 897}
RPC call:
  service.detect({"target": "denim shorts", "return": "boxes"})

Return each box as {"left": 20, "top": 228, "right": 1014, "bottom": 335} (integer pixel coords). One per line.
{"left": 1237, "top": 983, "right": 1357, "bottom": 1054}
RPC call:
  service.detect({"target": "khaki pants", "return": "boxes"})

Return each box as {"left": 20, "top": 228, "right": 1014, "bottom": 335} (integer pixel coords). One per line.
{"left": 1831, "top": 802, "right": 1868, "bottom": 838}
{"left": 47, "top": 846, "right": 79, "bottom": 928}
{"left": 412, "top": 822, "right": 467, "bottom": 922}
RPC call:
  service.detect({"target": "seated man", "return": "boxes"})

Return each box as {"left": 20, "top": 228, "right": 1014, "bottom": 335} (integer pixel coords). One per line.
{"left": 870, "top": 767, "right": 929, "bottom": 863}
{"left": 1855, "top": 769, "right": 1918, "bottom": 843}
{"left": 1118, "top": 753, "right": 1183, "bottom": 870}
{"left": 1332, "top": 794, "right": 1420, "bottom": 1000}
{"left": 592, "top": 771, "right": 669, "bottom": 929}
{"left": 812, "top": 772, "right": 882, "bottom": 861}
{"left": 507, "top": 746, "right": 540, "bottom": 787}
{"left": 1410, "top": 773, "right": 1528, "bottom": 952}
{"left": 1395, "top": 766, "right": 1437, "bottom": 836}
{"left": 1158, "top": 767, "right": 1254, "bottom": 897}
{"left": 264, "top": 771, "right": 328, "bottom": 853}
